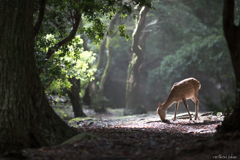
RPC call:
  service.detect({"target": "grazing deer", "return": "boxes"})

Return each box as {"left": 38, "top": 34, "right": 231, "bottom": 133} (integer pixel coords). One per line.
{"left": 157, "top": 78, "right": 201, "bottom": 121}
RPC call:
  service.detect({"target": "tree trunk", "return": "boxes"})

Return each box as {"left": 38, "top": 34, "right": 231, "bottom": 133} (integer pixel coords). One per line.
{"left": 0, "top": 1, "right": 76, "bottom": 153}
{"left": 96, "top": 38, "right": 107, "bottom": 70}
{"left": 124, "top": 6, "right": 149, "bottom": 115}
{"left": 80, "top": 25, "right": 92, "bottom": 106}
{"left": 65, "top": 21, "right": 86, "bottom": 117}
{"left": 217, "top": 0, "right": 240, "bottom": 133}
{"left": 89, "top": 35, "right": 107, "bottom": 112}
{"left": 67, "top": 78, "right": 86, "bottom": 117}
{"left": 99, "top": 36, "right": 113, "bottom": 98}
{"left": 90, "top": 14, "right": 118, "bottom": 112}
{"left": 83, "top": 84, "right": 91, "bottom": 105}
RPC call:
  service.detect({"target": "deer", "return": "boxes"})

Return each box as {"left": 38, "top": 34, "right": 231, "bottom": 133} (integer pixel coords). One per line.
{"left": 157, "top": 77, "right": 201, "bottom": 121}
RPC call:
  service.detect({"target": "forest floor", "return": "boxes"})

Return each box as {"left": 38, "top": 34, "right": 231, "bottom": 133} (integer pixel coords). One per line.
{"left": 3, "top": 108, "right": 240, "bottom": 160}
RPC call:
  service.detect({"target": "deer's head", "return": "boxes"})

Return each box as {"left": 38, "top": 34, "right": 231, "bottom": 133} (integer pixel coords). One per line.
{"left": 157, "top": 102, "right": 166, "bottom": 120}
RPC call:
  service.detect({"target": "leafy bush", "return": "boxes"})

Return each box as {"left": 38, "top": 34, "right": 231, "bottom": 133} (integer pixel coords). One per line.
{"left": 36, "top": 34, "right": 96, "bottom": 95}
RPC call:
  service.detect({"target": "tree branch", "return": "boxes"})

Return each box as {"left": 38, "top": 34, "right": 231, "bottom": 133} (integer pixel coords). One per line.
{"left": 132, "top": 6, "right": 149, "bottom": 56}
{"left": 108, "top": 14, "right": 119, "bottom": 38}
{"left": 140, "top": 30, "right": 151, "bottom": 53}
{"left": 33, "top": 0, "right": 46, "bottom": 37}
{"left": 45, "top": 79, "right": 54, "bottom": 89}
{"left": 45, "top": 11, "right": 81, "bottom": 62}
{"left": 111, "top": 29, "right": 118, "bottom": 38}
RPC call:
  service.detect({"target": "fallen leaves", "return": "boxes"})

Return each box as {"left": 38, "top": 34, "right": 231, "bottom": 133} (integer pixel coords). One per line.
{"left": 17, "top": 113, "right": 240, "bottom": 160}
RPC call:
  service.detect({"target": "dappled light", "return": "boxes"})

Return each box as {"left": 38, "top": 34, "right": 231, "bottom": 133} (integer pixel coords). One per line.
{"left": 21, "top": 111, "right": 226, "bottom": 159}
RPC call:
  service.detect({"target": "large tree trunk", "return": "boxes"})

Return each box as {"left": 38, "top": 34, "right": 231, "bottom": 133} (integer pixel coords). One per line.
{"left": 124, "top": 6, "right": 149, "bottom": 115}
{"left": 0, "top": 1, "right": 76, "bottom": 153}
{"left": 217, "top": 0, "right": 240, "bottom": 133}
{"left": 90, "top": 14, "right": 118, "bottom": 112}
{"left": 67, "top": 78, "right": 86, "bottom": 117}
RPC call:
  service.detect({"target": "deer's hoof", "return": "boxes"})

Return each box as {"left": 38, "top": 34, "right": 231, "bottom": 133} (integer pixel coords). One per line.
{"left": 162, "top": 119, "right": 170, "bottom": 123}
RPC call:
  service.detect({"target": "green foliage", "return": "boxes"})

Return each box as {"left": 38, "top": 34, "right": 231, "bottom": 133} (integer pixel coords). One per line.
{"left": 37, "top": 34, "right": 96, "bottom": 94}
{"left": 147, "top": 31, "right": 233, "bottom": 100}
{"left": 118, "top": 25, "right": 131, "bottom": 40}
{"left": 158, "top": 34, "right": 231, "bottom": 92}
{"left": 146, "top": 0, "right": 234, "bottom": 111}
{"left": 34, "top": 0, "right": 153, "bottom": 48}
{"left": 56, "top": 35, "right": 96, "bottom": 82}
{"left": 34, "top": 0, "right": 153, "bottom": 96}
{"left": 35, "top": 0, "right": 71, "bottom": 37}
{"left": 46, "top": 79, "right": 72, "bottom": 95}
{"left": 79, "top": 19, "right": 106, "bottom": 44}
{"left": 74, "top": 0, "right": 152, "bottom": 43}
{"left": 203, "top": 92, "right": 235, "bottom": 115}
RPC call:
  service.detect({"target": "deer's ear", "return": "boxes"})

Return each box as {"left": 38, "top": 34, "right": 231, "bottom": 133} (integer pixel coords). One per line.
{"left": 158, "top": 102, "right": 161, "bottom": 107}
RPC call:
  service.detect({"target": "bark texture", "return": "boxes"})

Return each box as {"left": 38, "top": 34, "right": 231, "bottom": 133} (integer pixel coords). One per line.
{"left": 0, "top": 1, "right": 76, "bottom": 153}
{"left": 124, "top": 6, "right": 149, "bottom": 115}
{"left": 67, "top": 78, "right": 86, "bottom": 117}
{"left": 90, "top": 14, "right": 118, "bottom": 112}
{"left": 217, "top": 0, "right": 240, "bottom": 133}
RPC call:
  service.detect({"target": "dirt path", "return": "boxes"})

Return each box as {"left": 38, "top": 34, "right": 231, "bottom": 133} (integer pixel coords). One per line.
{"left": 2, "top": 109, "right": 240, "bottom": 160}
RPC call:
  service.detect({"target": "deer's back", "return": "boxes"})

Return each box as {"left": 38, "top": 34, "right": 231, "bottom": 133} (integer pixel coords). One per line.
{"left": 170, "top": 78, "right": 200, "bottom": 101}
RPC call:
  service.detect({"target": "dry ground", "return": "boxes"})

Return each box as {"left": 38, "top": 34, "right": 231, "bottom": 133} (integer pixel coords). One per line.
{"left": 2, "top": 109, "right": 240, "bottom": 160}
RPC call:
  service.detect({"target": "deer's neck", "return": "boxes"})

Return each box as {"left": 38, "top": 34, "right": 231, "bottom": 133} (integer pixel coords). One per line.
{"left": 162, "top": 95, "right": 175, "bottom": 110}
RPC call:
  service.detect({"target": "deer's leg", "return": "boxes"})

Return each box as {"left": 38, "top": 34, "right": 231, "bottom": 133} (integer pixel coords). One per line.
{"left": 191, "top": 96, "right": 199, "bottom": 120}
{"left": 195, "top": 99, "right": 199, "bottom": 120}
{"left": 182, "top": 98, "right": 192, "bottom": 120}
{"left": 174, "top": 102, "right": 179, "bottom": 121}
